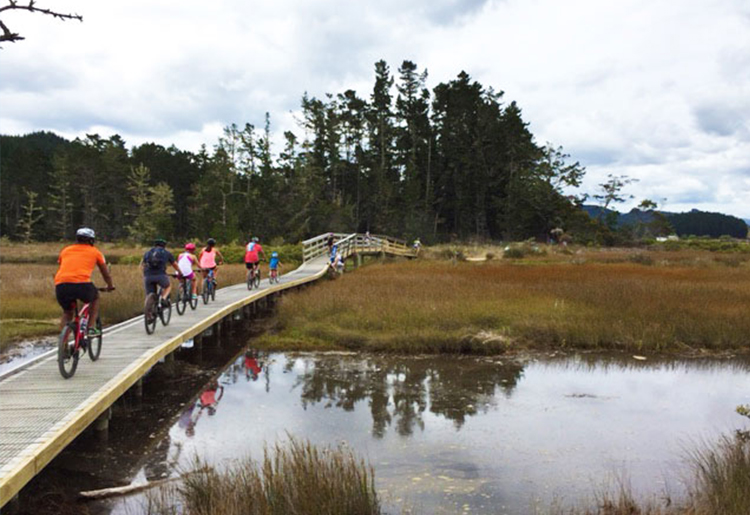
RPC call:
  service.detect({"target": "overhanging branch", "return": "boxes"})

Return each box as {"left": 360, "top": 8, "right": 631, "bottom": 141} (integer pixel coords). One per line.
{"left": 0, "top": 1, "right": 82, "bottom": 44}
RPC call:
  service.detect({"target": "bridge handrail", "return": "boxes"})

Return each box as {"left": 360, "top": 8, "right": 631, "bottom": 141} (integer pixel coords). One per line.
{"left": 302, "top": 232, "right": 416, "bottom": 262}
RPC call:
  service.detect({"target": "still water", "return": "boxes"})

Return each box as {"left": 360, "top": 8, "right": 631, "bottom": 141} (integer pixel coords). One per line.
{"left": 109, "top": 352, "right": 750, "bottom": 514}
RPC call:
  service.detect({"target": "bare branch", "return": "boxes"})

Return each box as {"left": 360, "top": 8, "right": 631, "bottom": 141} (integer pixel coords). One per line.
{"left": 0, "top": 1, "right": 82, "bottom": 44}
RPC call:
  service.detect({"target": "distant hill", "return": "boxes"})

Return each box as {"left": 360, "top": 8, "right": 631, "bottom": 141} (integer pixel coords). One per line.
{"left": 582, "top": 205, "right": 749, "bottom": 238}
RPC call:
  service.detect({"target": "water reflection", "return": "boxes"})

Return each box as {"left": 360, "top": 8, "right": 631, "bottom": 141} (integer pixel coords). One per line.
{"left": 105, "top": 351, "right": 750, "bottom": 515}
{"left": 293, "top": 355, "right": 524, "bottom": 436}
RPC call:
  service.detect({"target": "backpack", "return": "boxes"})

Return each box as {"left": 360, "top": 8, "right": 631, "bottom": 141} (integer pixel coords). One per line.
{"left": 145, "top": 248, "right": 165, "bottom": 270}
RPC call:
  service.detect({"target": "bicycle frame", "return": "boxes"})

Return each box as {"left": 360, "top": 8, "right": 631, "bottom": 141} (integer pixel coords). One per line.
{"left": 69, "top": 301, "right": 91, "bottom": 352}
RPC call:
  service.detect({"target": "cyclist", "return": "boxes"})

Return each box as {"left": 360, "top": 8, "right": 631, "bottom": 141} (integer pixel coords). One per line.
{"left": 177, "top": 242, "right": 200, "bottom": 300}
{"left": 199, "top": 238, "right": 224, "bottom": 291}
{"left": 244, "top": 236, "right": 266, "bottom": 283}
{"left": 268, "top": 251, "right": 281, "bottom": 278}
{"left": 413, "top": 237, "right": 422, "bottom": 255}
{"left": 141, "top": 238, "right": 182, "bottom": 309}
{"left": 55, "top": 227, "right": 115, "bottom": 334}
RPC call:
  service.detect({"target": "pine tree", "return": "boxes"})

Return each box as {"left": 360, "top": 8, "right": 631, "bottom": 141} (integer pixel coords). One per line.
{"left": 47, "top": 154, "right": 74, "bottom": 240}
{"left": 17, "top": 189, "right": 44, "bottom": 243}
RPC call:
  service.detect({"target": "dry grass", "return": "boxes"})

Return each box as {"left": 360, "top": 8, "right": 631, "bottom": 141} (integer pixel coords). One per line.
{"left": 0, "top": 263, "right": 251, "bottom": 351}
{"left": 143, "top": 438, "right": 380, "bottom": 515}
{"left": 258, "top": 258, "right": 750, "bottom": 353}
{"left": 0, "top": 240, "right": 150, "bottom": 264}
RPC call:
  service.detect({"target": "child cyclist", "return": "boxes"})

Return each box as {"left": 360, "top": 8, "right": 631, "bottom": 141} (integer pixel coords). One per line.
{"left": 177, "top": 243, "right": 200, "bottom": 299}
{"left": 269, "top": 251, "right": 282, "bottom": 281}
{"left": 199, "top": 238, "right": 224, "bottom": 291}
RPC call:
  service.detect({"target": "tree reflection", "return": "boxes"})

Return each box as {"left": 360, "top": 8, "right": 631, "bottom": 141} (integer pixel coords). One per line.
{"left": 293, "top": 356, "right": 524, "bottom": 437}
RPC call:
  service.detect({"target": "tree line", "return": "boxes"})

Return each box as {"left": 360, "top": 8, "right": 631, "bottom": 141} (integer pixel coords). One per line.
{"left": 2, "top": 60, "right": 602, "bottom": 245}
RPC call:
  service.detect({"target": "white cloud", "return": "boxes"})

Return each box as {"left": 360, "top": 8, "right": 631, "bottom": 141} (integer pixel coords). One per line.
{"left": 1, "top": 0, "right": 749, "bottom": 218}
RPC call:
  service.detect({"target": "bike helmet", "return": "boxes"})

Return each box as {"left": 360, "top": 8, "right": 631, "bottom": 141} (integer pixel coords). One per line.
{"left": 207, "top": 238, "right": 216, "bottom": 246}
{"left": 75, "top": 227, "right": 96, "bottom": 242}
{"left": 252, "top": 236, "right": 259, "bottom": 243}
{"left": 185, "top": 242, "right": 196, "bottom": 251}
{"left": 154, "top": 237, "right": 167, "bottom": 247}
{"left": 271, "top": 251, "right": 278, "bottom": 257}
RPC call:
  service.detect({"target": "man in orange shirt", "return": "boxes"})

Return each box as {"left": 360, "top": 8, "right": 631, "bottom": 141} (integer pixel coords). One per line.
{"left": 55, "top": 228, "right": 115, "bottom": 332}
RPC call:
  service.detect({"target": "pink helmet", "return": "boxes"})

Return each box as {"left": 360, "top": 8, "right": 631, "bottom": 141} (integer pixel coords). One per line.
{"left": 185, "top": 242, "right": 196, "bottom": 251}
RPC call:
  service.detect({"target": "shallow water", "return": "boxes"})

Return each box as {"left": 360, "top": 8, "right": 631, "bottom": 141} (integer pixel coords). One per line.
{"left": 102, "top": 351, "right": 750, "bottom": 514}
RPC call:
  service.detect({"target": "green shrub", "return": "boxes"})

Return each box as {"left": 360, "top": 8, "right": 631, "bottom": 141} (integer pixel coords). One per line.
{"left": 116, "top": 254, "right": 143, "bottom": 265}
{"left": 628, "top": 253, "right": 654, "bottom": 266}
{"left": 503, "top": 247, "right": 526, "bottom": 259}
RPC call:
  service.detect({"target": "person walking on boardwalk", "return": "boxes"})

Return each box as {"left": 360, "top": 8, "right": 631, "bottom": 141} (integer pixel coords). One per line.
{"left": 141, "top": 238, "right": 182, "bottom": 308}
{"left": 199, "top": 238, "right": 224, "bottom": 291}
{"left": 55, "top": 227, "right": 115, "bottom": 333}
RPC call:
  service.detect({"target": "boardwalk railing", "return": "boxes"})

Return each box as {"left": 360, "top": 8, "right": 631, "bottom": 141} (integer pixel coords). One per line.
{"left": 0, "top": 231, "right": 416, "bottom": 507}
{"left": 302, "top": 232, "right": 416, "bottom": 262}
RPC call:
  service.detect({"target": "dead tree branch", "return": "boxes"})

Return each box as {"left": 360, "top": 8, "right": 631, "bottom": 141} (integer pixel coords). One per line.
{"left": 0, "top": 1, "right": 82, "bottom": 44}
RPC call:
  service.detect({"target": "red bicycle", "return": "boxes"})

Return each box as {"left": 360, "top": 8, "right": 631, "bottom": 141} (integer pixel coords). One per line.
{"left": 57, "top": 287, "right": 113, "bottom": 379}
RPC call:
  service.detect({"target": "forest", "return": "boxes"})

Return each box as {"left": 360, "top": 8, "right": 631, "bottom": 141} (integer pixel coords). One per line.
{"left": 2, "top": 59, "right": 744, "bottom": 245}
{"left": 1, "top": 60, "right": 597, "bottom": 245}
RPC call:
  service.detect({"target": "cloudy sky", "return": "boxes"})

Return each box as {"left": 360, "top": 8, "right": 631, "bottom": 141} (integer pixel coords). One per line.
{"left": 2, "top": 0, "right": 749, "bottom": 218}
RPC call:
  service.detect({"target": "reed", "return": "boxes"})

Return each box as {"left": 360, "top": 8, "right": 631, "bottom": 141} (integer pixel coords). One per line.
{"left": 143, "top": 438, "right": 380, "bottom": 515}
{"left": 555, "top": 435, "right": 750, "bottom": 515}
{"left": 258, "top": 259, "right": 750, "bottom": 353}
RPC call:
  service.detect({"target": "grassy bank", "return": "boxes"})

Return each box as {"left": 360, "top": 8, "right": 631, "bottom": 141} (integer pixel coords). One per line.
{"left": 257, "top": 256, "right": 750, "bottom": 354}
{"left": 145, "top": 439, "right": 380, "bottom": 515}
{"left": 0, "top": 263, "right": 252, "bottom": 351}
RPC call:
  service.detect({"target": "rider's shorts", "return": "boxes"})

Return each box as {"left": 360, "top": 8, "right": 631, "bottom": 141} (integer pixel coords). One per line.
{"left": 182, "top": 272, "right": 195, "bottom": 281}
{"left": 245, "top": 260, "right": 259, "bottom": 270}
{"left": 144, "top": 274, "right": 170, "bottom": 295}
{"left": 56, "top": 282, "right": 98, "bottom": 310}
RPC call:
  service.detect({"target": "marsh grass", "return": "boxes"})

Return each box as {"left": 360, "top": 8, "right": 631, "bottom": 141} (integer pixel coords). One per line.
{"left": 258, "top": 259, "right": 750, "bottom": 353}
{"left": 143, "top": 438, "right": 380, "bottom": 515}
{"left": 0, "top": 263, "right": 251, "bottom": 351}
{"left": 556, "top": 434, "right": 750, "bottom": 515}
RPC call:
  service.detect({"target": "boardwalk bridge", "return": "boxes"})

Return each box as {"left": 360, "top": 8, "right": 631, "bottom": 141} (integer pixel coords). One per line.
{"left": 0, "top": 233, "right": 415, "bottom": 507}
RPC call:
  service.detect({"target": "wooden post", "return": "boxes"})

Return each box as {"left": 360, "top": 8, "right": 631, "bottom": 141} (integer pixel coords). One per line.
{"left": 95, "top": 407, "right": 112, "bottom": 441}
{"left": 134, "top": 378, "right": 143, "bottom": 398}
{"left": 164, "top": 352, "right": 175, "bottom": 376}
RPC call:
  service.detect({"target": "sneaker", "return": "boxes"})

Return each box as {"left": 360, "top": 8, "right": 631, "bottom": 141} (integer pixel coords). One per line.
{"left": 87, "top": 327, "right": 102, "bottom": 337}
{"left": 160, "top": 298, "right": 170, "bottom": 307}
{"left": 192, "top": 294, "right": 198, "bottom": 300}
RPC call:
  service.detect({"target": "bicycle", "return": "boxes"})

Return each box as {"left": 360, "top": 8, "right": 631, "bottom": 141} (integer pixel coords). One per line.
{"left": 246, "top": 264, "right": 261, "bottom": 290}
{"left": 269, "top": 267, "right": 280, "bottom": 284}
{"left": 175, "top": 274, "right": 198, "bottom": 315}
{"left": 144, "top": 283, "right": 172, "bottom": 334}
{"left": 57, "top": 287, "right": 113, "bottom": 379}
{"left": 202, "top": 268, "right": 217, "bottom": 304}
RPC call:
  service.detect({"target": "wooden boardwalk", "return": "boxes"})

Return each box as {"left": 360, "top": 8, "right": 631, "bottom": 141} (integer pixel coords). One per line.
{"left": 0, "top": 233, "right": 415, "bottom": 506}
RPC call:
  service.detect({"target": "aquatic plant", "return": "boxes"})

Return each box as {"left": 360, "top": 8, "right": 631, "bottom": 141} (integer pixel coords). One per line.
{"left": 144, "top": 438, "right": 380, "bottom": 515}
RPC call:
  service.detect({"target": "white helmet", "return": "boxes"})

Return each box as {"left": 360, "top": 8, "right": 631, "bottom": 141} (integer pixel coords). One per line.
{"left": 76, "top": 227, "right": 96, "bottom": 240}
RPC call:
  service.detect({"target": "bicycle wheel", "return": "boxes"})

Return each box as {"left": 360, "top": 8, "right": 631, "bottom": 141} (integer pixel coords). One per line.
{"left": 88, "top": 316, "right": 103, "bottom": 361}
{"left": 189, "top": 280, "right": 198, "bottom": 309}
{"left": 254, "top": 273, "right": 260, "bottom": 288}
{"left": 210, "top": 279, "right": 216, "bottom": 301}
{"left": 159, "top": 296, "right": 172, "bottom": 326}
{"left": 247, "top": 272, "right": 254, "bottom": 290}
{"left": 202, "top": 280, "right": 210, "bottom": 304}
{"left": 176, "top": 283, "right": 186, "bottom": 315}
{"left": 145, "top": 294, "right": 158, "bottom": 334}
{"left": 57, "top": 323, "right": 79, "bottom": 379}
